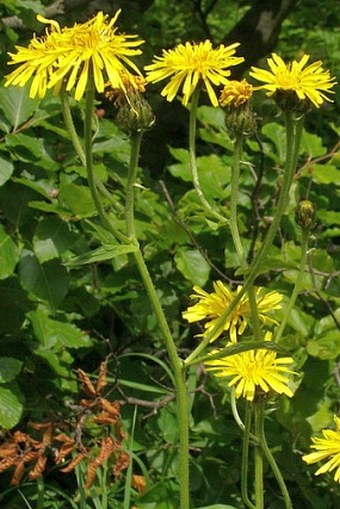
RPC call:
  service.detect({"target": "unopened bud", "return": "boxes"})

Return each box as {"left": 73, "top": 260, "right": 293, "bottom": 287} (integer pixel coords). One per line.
{"left": 295, "top": 200, "right": 316, "bottom": 230}
{"left": 116, "top": 97, "right": 155, "bottom": 135}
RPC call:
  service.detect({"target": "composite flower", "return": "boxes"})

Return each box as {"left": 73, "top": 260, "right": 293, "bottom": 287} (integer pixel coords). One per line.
{"left": 204, "top": 338, "right": 295, "bottom": 401}
{"left": 5, "top": 10, "right": 144, "bottom": 100}
{"left": 182, "top": 281, "right": 283, "bottom": 343}
{"left": 219, "top": 78, "right": 253, "bottom": 107}
{"left": 302, "top": 416, "right": 340, "bottom": 483}
{"left": 145, "top": 40, "right": 244, "bottom": 106}
{"left": 249, "top": 53, "right": 337, "bottom": 108}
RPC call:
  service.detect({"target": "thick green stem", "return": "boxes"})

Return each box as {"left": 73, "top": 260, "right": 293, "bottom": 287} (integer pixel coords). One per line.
{"left": 189, "top": 87, "right": 226, "bottom": 223}
{"left": 185, "top": 115, "right": 304, "bottom": 366}
{"left": 275, "top": 228, "right": 309, "bottom": 341}
{"left": 84, "top": 80, "right": 128, "bottom": 243}
{"left": 258, "top": 406, "right": 293, "bottom": 509}
{"left": 126, "top": 136, "right": 190, "bottom": 509}
{"left": 254, "top": 403, "right": 264, "bottom": 509}
{"left": 241, "top": 402, "right": 257, "bottom": 509}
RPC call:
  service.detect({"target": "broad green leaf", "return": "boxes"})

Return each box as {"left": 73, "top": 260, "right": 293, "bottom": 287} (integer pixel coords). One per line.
{"left": 5, "top": 132, "right": 46, "bottom": 161}
{"left": 262, "top": 123, "right": 286, "bottom": 162}
{"left": 0, "top": 84, "right": 40, "bottom": 130}
{"left": 28, "top": 307, "right": 92, "bottom": 349}
{"left": 303, "top": 163, "right": 340, "bottom": 185}
{"left": 307, "top": 330, "right": 340, "bottom": 360}
{"left": 157, "top": 406, "right": 178, "bottom": 444}
{"left": 33, "top": 217, "right": 78, "bottom": 263}
{"left": 0, "top": 154, "right": 14, "bottom": 187}
{"left": 175, "top": 248, "right": 210, "bottom": 286}
{"left": 65, "top": 243, "right": 138, "bottom": 266}
{"left": 19, "top": 250, "right": 70, "bottom": 308}
{"left": 0, "top": 357, "right": 23, "bottom": 383}
{"left": 0, "top": 278, "right": 32, "bottom": 334}
{"left": 301, "top": 131, "right": 326, "bottom": 157}
{"left": 59, "top": 181, "right": 98, "bottom": 217}
{"left": 0, "top": 382, "right": 24, "bottom": 429}
{"left": 168, "top": 149, "right": 231, "bottom": 199}
{"left": 306, "top": 400, "right": 334, "bottom": 432}
{"left": 0, "top": 224, "right": 19, "bottom": 279}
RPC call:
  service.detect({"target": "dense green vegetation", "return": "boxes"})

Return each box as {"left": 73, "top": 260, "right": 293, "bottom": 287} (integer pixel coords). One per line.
{"left": 0, "top": 1, "right": 339, "bottom": 508}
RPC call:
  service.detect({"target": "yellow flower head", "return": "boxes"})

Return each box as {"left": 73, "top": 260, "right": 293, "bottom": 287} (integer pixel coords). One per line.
{"left": 249, "top": 53, "right": 337, "bottom": 109}
{"left": 145, "top": 40, "right": 244, "bottom": 106}
{"left": 302, "top": 416, "right": 340, "bottom": 483}
{"left": 182, "top": 281, "right": 283, "bottom": 343}
{"left": 5, "top": 10, "right": 144, "bottom": 100}
{"left": 219, "top": 79, "right": 253, "bottom": 107}
{"left": 205, "top": 336, "right": 295, "bottom": 401}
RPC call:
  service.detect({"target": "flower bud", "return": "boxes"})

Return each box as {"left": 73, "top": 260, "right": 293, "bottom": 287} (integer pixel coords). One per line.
{"left": 295, "top": 200, "right": 316, "bottom": 230}
{"left": 116, "top": 97, "right": 155, "bottom": 135}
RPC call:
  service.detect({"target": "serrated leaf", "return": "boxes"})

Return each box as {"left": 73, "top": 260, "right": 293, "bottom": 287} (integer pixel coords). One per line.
{"left": 65, "top": 243, "right": 138, "bottom": 266}
{"left": 0, "top": 382, "right": 24, "bottom": 429}
{"left": 0, "top": 357, "right": 23, "bottom": 383}
{"left": 175, "top": 248, "right": 210, "bottom": 286}
{"left": 0, "top": 224, "right": 19, "bottom": 279}
{"left": 0, "top": 84, "right": 40, "bottom": 130}
{"left": 28, "top": 307, "right": 92, "bottom": 349}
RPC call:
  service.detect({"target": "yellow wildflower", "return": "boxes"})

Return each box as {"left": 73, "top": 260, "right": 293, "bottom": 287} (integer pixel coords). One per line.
{"left": 219, "top": 78, "right": 253, "bottom": 107}
{"left": 5, "top": 10, "right": 144, "bottom": 100}
{"left": 145, "top": 40, "right": 244, "bottom": 106}
{"left": 205, "top": 333, "right": 295, "bottom": 401}
{"left": 303, "top": 416, "right": 340, "bottom": 483}
{"left": 249, "top": 53, "right": 336, "bottom": 108}
{"left": 182, "top": 281, "right": 283, "bottom": 343}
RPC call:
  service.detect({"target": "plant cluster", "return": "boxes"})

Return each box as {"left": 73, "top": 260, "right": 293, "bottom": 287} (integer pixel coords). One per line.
{"left": 0, "top": 3, "right": 339, "bottom": 509}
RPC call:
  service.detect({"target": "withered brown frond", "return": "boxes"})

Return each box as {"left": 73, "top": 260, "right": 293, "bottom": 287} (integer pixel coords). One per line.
{"left": 60, "top": 452, "right": 88, "bottom": 473}
{"left": 28, "top": 455, "right": 47, "bottom": 480}
{"left": 78, "top": 369, "right": 97, "bottom": 397}
{"left": 10, "top": 461, "right": 25, "bottom": 486}
{"left": 132, "top": 474, "right": 147, "bottom": 495}
{"left": 96, "top": 361, "right": 108, "bottom": 394}
{"left": 113, "top": 451, "right": 130, "bottom": 477}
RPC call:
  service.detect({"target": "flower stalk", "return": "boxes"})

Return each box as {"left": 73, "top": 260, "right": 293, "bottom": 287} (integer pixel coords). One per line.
{"left": 185, "top": 113, "right": 304, "bottom": 366}
{"left": 189, "top": 87, "right": 226, "bottom": 222}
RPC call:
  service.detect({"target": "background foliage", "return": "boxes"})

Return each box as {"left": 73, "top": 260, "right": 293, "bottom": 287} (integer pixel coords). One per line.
{"left": 0, "top": 0, "right": 339, "bottom": 508}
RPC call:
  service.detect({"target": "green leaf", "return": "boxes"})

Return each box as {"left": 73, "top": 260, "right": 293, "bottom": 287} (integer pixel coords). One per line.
{"left": 0, "top": 153, "right": 14, "bottom": 187}
{"left": 65, "top": 243, "right": 138, "bottom": 266}
{"left": 0, "top": 278, "right": 32, "bottom": 334}
{"left": 0, "top": 382, "right": 24, "bottom": 429}
{"left": 262, "top": 123, "right": 286, "bottom": 162}
{"left": 0, "top": 357, "right": 23, "bottom": 383}
{"left": 174, "top": 248, "right": 210, "bottom": 286}
{"left": 0, "top": 83, "right": 40, "bottom": 130}
{"left": 303, "top": 163, "right": 340, "bottom": 185}
{"left": 59, "top": 181, "right": 98, "bottom": 218}
{"left": 28, "top": 307, "right": 92, "bottom": 349}
{"left": 33, "top": 217, "right": 78, "bottom": 263}
{"left": 307, "top": 330, "right": 340, "bottom": 360}
{"left": 301, "top": 131, "right": 326, "bottom": 157}
{"left": 19, "top": 250, "right": 70, "bottom": 308}
{"left": 0, "top": 224, "right": 19, "bottom": 279}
